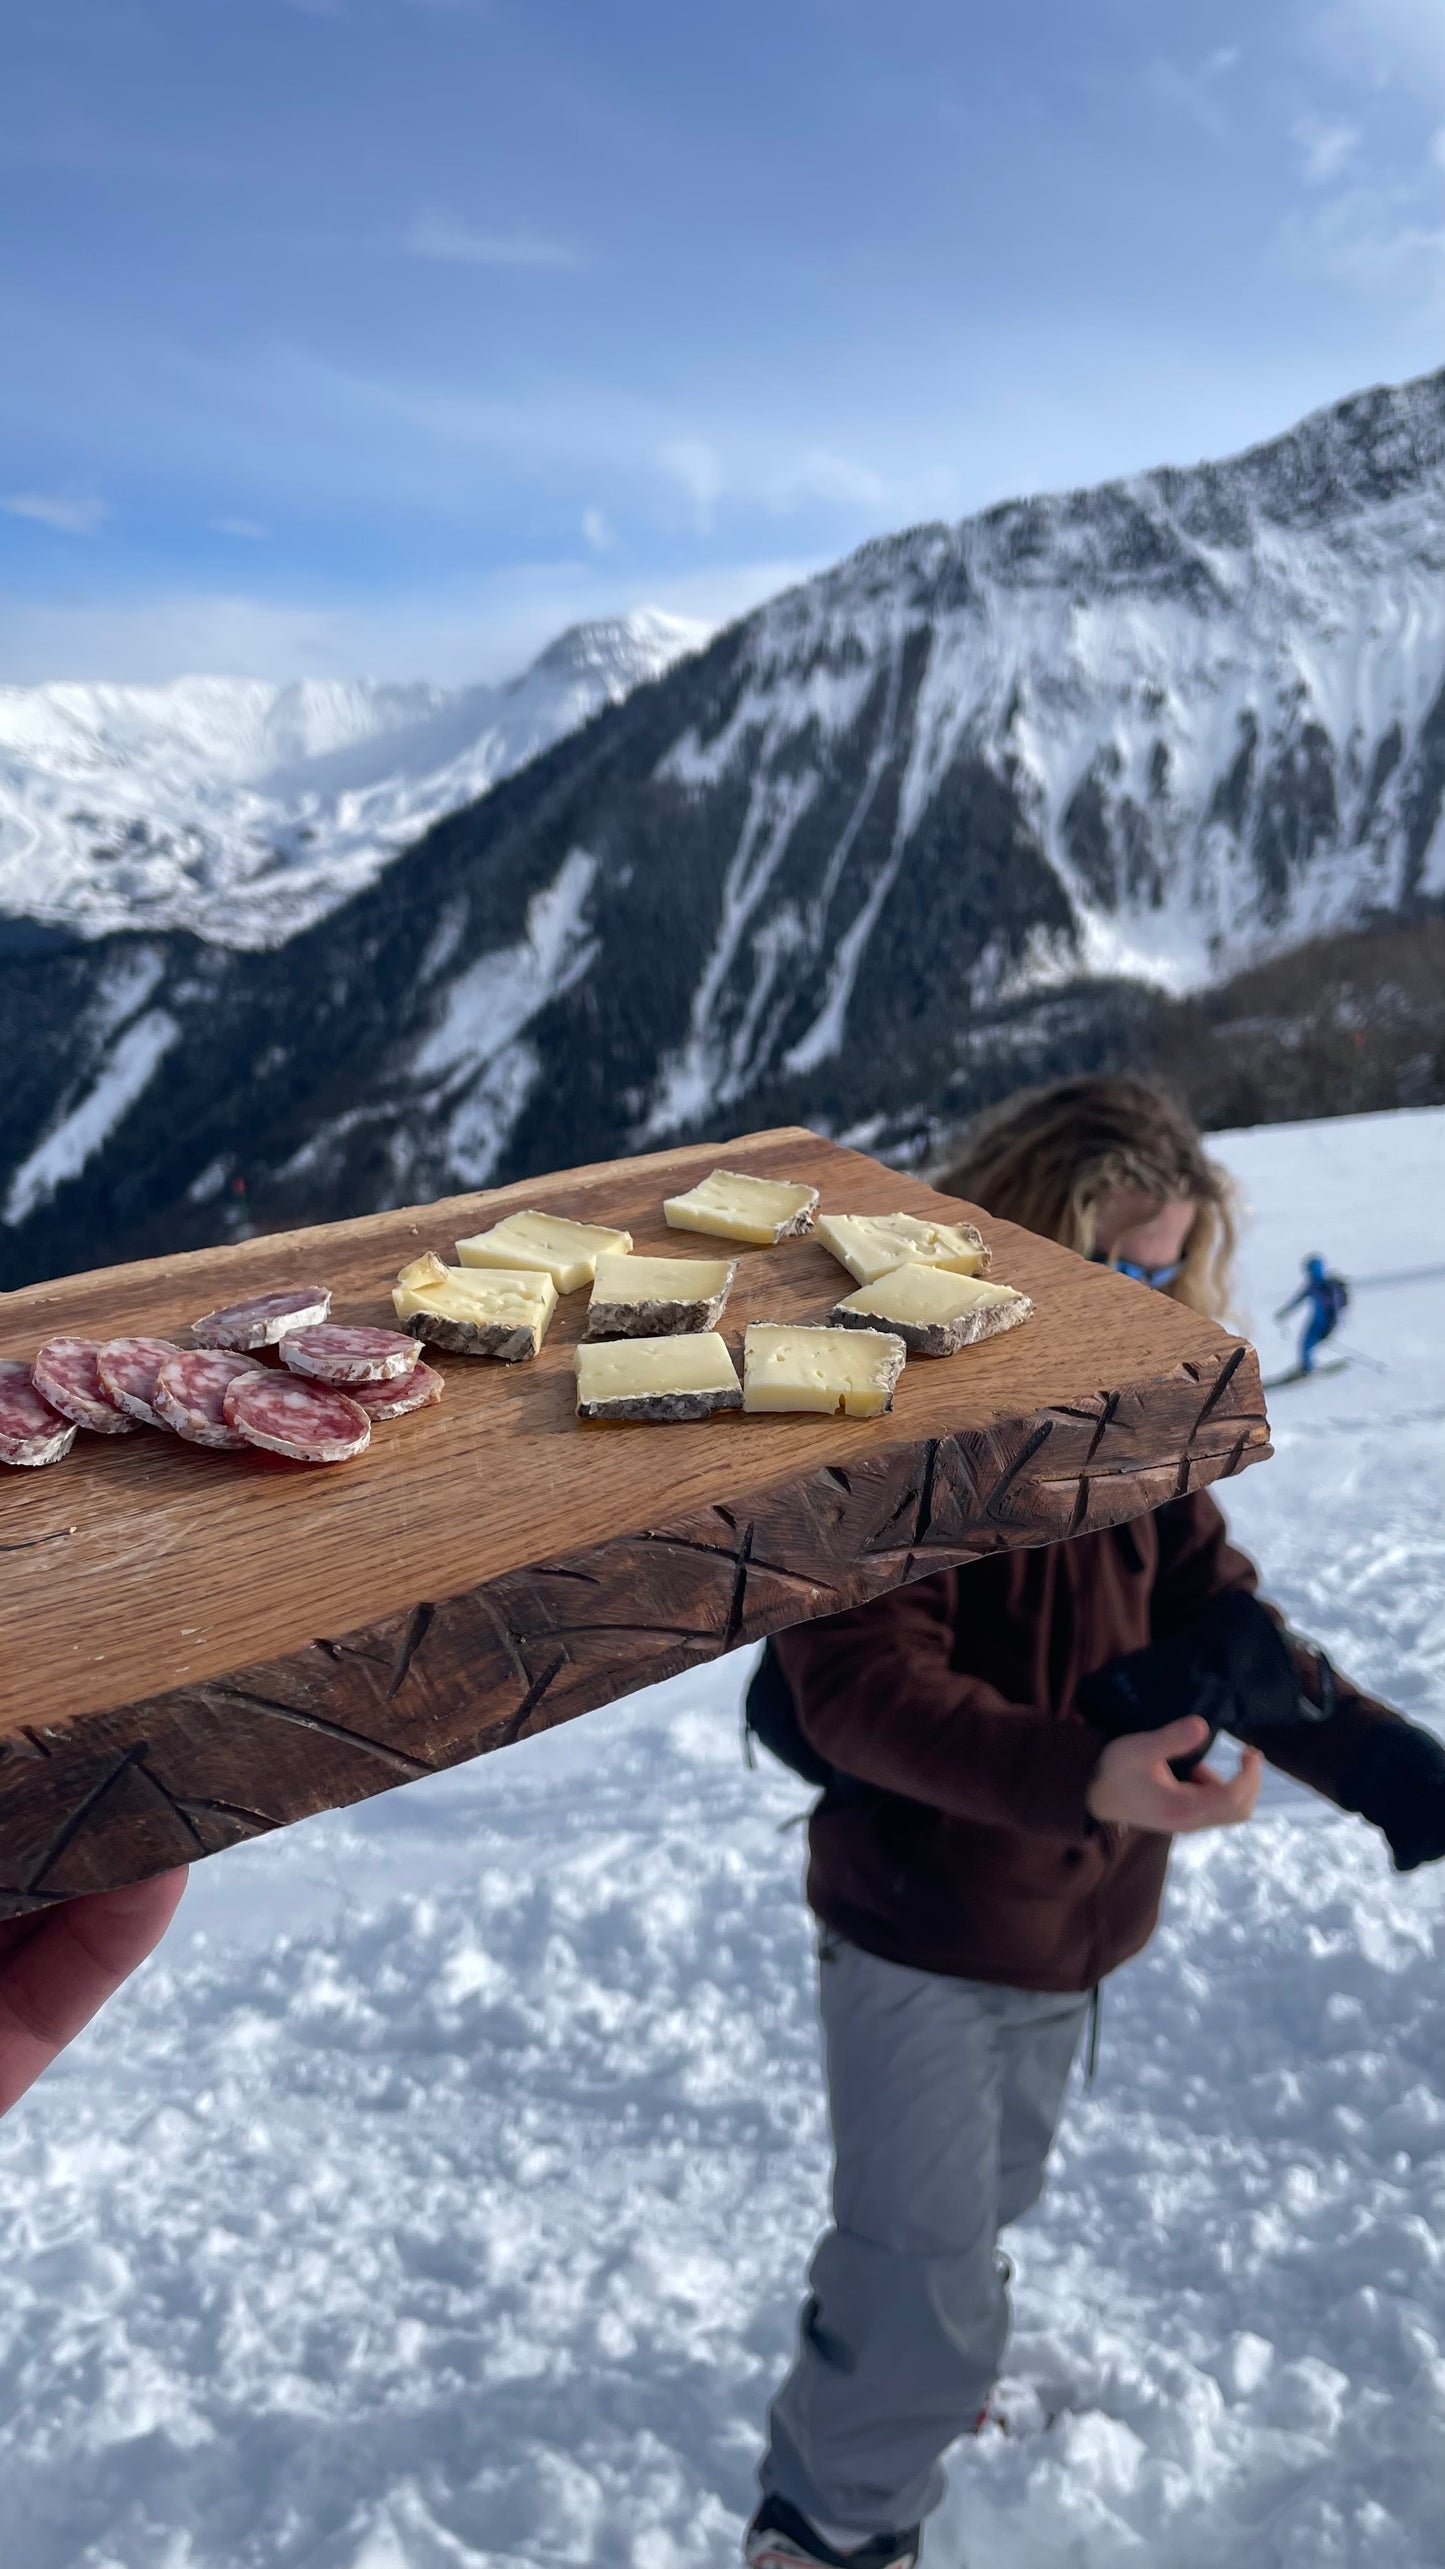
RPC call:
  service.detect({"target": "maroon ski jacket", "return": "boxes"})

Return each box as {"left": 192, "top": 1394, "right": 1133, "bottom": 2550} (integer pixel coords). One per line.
{"left": 774, "top": 1491, "right": 1401, "bottom": 1992}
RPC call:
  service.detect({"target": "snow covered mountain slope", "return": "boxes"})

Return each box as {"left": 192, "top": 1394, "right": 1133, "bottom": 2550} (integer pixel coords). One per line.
{"left": 0, "top": 609, "right": 707, "bottom": 946}
{"left": 1, "top": 1110, "right": 1441, "bottom": 2569}
{"left": 6, "top": 366, "right": 1445, "bottom": 1286}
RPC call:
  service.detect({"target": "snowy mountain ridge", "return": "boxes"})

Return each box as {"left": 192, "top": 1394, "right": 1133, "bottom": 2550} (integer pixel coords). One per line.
{"left": 644, "top": 364, "right": 1445, "bottom": 1140}
{"left": 0, "top": 609, "right": 708, "bottom": 947}
{"left": 5, "top": 364, "right": 1445, "bottom": 1286}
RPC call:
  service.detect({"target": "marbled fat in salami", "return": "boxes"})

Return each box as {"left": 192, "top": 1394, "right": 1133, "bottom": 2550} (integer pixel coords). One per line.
{"left": 32, "top": 1337, "right": 135, "bottom": 1434}
{"left": 153, "top": 1349, "right": 266, "bottom": 1448}
{"left": 345, "top": 1357, "right": 444, "bottom": 1420}
{"left": 223, "top": 1372, "right": 371, "bottom": 1463}
{"left": 191, "top": 1284, "right": 332, "bottom": 1350}
{"left": 96, "top": 1336, "right": 184, "bottom": 1428}
{"left": 0, "top": 1359, "right": 78, "bottom": 1468}
{"left": 279, "top": 1322, "right": 420, "bottom": 1385}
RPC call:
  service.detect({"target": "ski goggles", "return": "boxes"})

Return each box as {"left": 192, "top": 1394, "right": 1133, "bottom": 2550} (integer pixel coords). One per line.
{"left": 1090, "top": 1252, "right": 1182, "bottom": 1291}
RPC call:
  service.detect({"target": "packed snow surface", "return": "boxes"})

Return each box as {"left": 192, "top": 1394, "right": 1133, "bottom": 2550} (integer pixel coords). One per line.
{"left": 0, "top": 611, "right": 706, "bottom": 947}
{"left": 1, "top": 1107, "right": 1442, "bottom": 2566}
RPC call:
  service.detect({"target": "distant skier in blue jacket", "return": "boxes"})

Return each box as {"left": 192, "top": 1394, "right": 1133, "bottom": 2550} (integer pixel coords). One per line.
{"left": 1276, "top": 1255, "right": 1349, "bottom": 1375}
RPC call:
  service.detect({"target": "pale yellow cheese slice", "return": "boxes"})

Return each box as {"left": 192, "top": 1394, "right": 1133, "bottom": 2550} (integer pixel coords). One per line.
{"left": 393, "top": 1263, "right": 557, "bottom": 1358}
{"left": 743, "top": 1321, "right": 905, "bottom": 1418}
{"left": 586, "top": 1251, "right": 737, "bottom": 1338}
{"left": 833, "top": 1264, "right": 1031, "bottom": 1356}
{"left": 663, "top": 1168, "right": 819, "bottom": 1246}
{"left": 816, "top": 1210, "right": 990, "bottom": 1286}
{"left": 456, "top": 1209, "right": 632, "bottom": 1293}
{"left": 591, "top": 1252, "right": 735, "bottom": 1301}
{"left": 574, "top": 1331, "right": 743, "bottom": 1421}
{"left": 397, "top": 1250, "right": 450, "bottom": 1291}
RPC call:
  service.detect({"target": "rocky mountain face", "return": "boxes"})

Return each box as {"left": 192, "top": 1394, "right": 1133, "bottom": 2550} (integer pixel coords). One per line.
{"left": 0, "top": 609, "right": 707, "bottom": 947}
{"left": 6, "top": 368, "right": 1445, "bottom": 1288}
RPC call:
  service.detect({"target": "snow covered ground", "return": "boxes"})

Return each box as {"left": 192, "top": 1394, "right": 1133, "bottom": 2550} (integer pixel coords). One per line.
{"left": 1, "top": 1106, "right": 1442, "bottom": 2569}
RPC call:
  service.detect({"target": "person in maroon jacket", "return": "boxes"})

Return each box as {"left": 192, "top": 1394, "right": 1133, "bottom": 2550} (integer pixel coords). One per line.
{"left": 746, "top": 1078, "right": 1445, "bottom": 2569}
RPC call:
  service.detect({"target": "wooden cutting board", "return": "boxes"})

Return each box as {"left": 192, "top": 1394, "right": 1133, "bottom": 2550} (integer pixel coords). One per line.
{"left": 0, "top": 1127, "right": 1270, "bottom": 1911}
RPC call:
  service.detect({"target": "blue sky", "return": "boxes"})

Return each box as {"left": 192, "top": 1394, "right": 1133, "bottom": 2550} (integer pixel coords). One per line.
{"left": 4, "top": 0, "right": 1445, "bottom": 683}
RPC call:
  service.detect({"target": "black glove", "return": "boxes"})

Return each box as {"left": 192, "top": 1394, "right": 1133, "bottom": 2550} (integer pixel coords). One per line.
{"left": 1078, "top": 1591, "right": 1309, "bottom": 1779}
{"left": 1338, "top": 1723, "right": 1445, "bottom": 1873}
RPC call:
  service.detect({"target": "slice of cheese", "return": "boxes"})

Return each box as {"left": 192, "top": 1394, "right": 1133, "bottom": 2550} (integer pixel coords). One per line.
{"left": 393, "top": 1263, "right": 556, "bottom": 1360}
{"left": 455, "top": 1209, "right": 633, "bottom": 1294}
{"left": 743, "top": 1321, "right": 905, "bottom": 1418}
{"left": 663, "top": 1168, "right": 820, "bottom": 1246}
{"left": 585, "top": 1251, "right": 737, "bottom": 1340}
{"left": 816, "top": 1210, "right": 991, "bottom": 1286}
{"left": 574, "top": 1331, "right": 743, "bottom": 1422}
{"left": 832, "top": 1263, "right": 1032, "bottom": 1357}
{"left": 397, "top": 1250, "right": 449, "bottom": 1291}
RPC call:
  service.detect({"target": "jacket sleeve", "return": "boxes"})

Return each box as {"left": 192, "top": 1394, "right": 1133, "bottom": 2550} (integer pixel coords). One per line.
{"left": 773, "top": 1571, "right": 1104, "bottom": 1840}
{"left": 1149, "top": 1491, "right": 1407, "bottom": 1803}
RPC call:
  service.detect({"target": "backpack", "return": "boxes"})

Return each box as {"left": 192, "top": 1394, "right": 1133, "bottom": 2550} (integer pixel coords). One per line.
{"left": 743, "top": 1638, "right": 877, "bottom": 1803}
{"left": 1324, "top": 1275, "right": 1349, "bottom": 1322}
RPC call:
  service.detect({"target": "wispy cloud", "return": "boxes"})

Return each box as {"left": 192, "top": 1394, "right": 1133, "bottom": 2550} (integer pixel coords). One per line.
{"left": 1293, "top": 114, "right": 1360, "bottom": 182}
{"left": 3, "top": 490, "right": 110, "bottom": 535}
{"left": 211, "top": 516, "right": 271, "bottom": 541}
{"left": 768, "top": 449, "right": 889, "bottom": 511}
{"left": 1311, "top": 1, "right": 1445, "bottom": 97}
{"left": 405, "top": 212, "right": 585, "bottom": 271}
{"left": 1145, "top": 46, "right": 1242, "bottom": 142}
{"left": 581, "top": 506, "right": 615, "bottom": 553}
{"left": 657, "top": 438, "right": 724, "bottom": 530}
{"left": 1283, "top": 179, "right": 1445, "bottom": 308}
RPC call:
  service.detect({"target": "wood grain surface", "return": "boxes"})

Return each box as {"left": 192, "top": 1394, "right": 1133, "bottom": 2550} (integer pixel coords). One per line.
{"left": 0, "top": 1128, "right": 1271, "bottom": 1911}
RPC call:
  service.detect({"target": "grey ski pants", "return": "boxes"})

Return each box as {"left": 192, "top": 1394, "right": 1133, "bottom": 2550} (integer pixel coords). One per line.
{"left": 761, "top": 1932, "right": 1089, "bottom": 2537}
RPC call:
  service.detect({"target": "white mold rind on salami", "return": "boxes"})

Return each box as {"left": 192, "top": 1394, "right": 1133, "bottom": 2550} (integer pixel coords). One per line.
{"left": 96, "top": 1337, "right": 184, "bottom": 1428}
{"left": 346, "top": 1359, "right": 444, "bottom": 1420}
{"left": 32, "top": 1338, "right": 135, "bottom": 1435}
{"left": 153, "top": 1349, "right": 266, "bottom": 1448}
{"left": 280, "top": 1323, "right": 419, "bottom": 1385}
{"left": 191, "top": 1285, "right": 332, "bottom": 1350}
{"left": 223, "top": 1373, "right": 371, "bottom": 1464}
{"left": 0, "top": 1360, "right": 78, "bottom": 1468}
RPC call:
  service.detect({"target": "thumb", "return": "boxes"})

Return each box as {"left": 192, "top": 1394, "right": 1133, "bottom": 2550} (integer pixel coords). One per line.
{"left": 1137, "top": 1714, "right": 1210, "bottom": 1759}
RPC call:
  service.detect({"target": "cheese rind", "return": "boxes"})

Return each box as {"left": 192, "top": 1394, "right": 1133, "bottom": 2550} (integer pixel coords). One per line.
{"left": 455, "top": 1210, "right": 633, "bottom": 1293}
{"left": 816, "top": 1210, "right": 991, "bottom": 1286}
{"left": 663, "top": 1168, "right": 819, "bottom": 1246}
{"left": 585, "top": 1251, "right": 737, "bottom": 1340}
{"left": 574, "top": 1332, "right": 743, "bottom": 1422}
{"left": 831, "top": 1263, "right": 1032, "bottom": 1357}
{"left": 742, "top": 1322, "right": 905, "bottom": 1418}
{"left": 393, "top": 1263, "right": 557, "bottom": 1360}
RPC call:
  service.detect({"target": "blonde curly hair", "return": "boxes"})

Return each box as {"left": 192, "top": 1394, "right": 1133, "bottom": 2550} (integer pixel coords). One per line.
{"left": 932, "top": 1076, "right": 1237, "bottom": 1322}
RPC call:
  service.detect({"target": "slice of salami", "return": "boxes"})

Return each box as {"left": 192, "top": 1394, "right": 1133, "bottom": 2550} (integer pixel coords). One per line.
{"left": 96, "top": 1336, "right": 184, "bottom": 1428}
{"left": 32, "top": 1337, "right": 135, "bottom": 1435}
{"left": 280, "top": 1322, "right": 420, "bottom": 1385}
{"left": 346, "top": 1357, "right": 444, "bottom": 1420}
{"left": 223, "top": 1372, "right": 371, "bottom": 1464}
{"left": 0, "top": 1359, "right": 78, "bottom": 1468}
{"left": 191, "top": 1284, "right": 332, "bottom": 1351}
{"left": 154, "top": 1349, "right": 266, "bottom": 1449}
